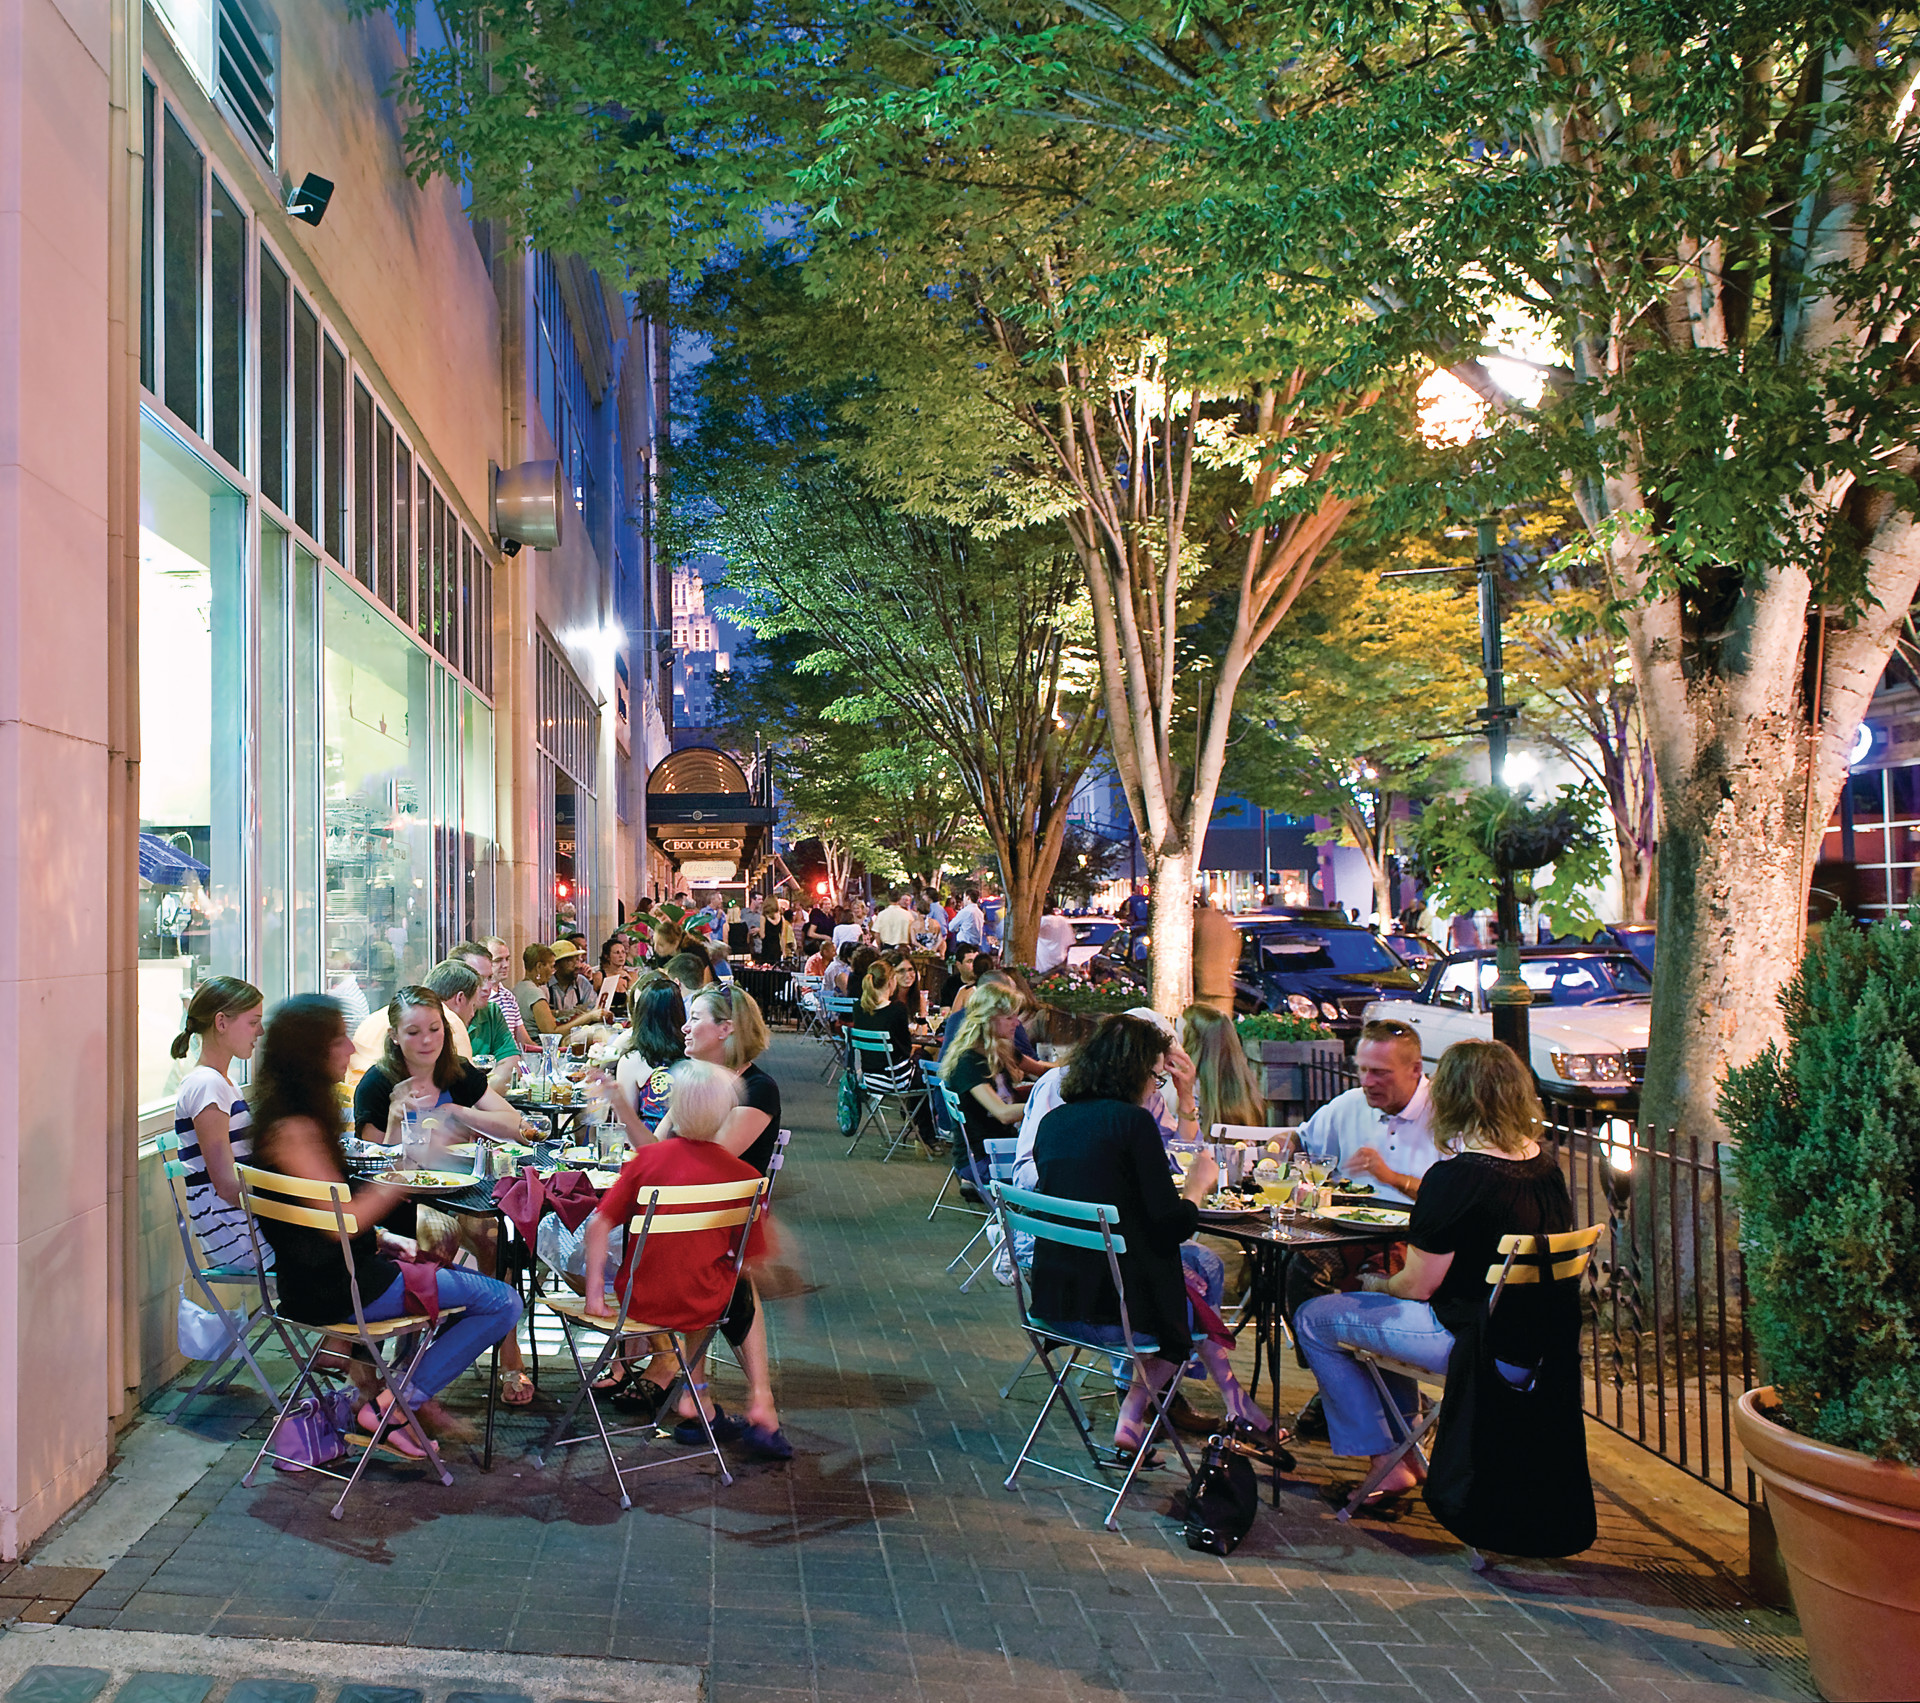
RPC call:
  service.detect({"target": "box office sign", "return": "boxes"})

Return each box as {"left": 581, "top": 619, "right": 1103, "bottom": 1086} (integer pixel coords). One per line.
{"left": 663, "top": 836, "right": 743, "bottom": 857}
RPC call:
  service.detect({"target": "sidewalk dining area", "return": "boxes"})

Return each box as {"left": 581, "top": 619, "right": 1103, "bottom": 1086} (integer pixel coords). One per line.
{"left": 14, "top": 1036, "right": 1814, "bottom": 1703}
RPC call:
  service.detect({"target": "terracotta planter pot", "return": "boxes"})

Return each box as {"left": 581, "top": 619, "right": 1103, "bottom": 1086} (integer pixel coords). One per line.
{"left": 1733, "top": 1388, "right": 1920, "bottom": 1700}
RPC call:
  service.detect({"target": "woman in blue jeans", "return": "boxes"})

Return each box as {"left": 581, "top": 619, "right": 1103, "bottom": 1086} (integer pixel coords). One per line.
{"left": 248, "top": 995, "right": 522, "bottom": 1455}
{"left": 1295, "top": 1039, "right": 1573, "bottom": 1504}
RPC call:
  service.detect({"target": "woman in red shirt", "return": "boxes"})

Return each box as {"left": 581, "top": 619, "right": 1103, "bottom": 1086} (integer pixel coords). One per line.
{"left": 581, "top": 1059, "right": 789, "bottom": 1460}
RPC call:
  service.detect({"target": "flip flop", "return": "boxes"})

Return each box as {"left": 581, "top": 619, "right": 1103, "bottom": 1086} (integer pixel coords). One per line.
{"left": 501, "top": 1370, "right": 535, "bottom": 1406}
{"left": 739, "top": 1421, "right": 794, "bottom": 1461}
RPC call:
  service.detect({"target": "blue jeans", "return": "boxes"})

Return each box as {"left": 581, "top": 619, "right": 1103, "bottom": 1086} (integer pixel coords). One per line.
{"left": 1294, "top": 1292, "right": 1454, "bottom": 1457}
{"left": 364, "top": 1267, "right": 523, "bottom": 1402}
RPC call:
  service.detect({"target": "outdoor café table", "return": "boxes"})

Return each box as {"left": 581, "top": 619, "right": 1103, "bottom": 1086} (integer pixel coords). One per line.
{"left": 1201, "top": 1213, "right": 1406, "bottom": 1414}
{"left": 503, "top": 1087, "right": 599, "bottom": 1143}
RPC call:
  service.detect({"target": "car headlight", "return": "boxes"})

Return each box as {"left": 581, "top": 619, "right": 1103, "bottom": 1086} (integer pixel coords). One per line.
{"left": 1319, "top": 1001, "right": 1341, "bottom": 1021}
{"left": 1550, "top": 1050, "right": 1628, "bottom": 1084}
{"left": 1286, "top": 994, "right": 1319, "bottom": 1019}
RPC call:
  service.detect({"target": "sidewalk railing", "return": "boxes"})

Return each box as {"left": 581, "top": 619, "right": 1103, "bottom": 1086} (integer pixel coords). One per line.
{"left": 1291, "top": 1064, "right": 1755, "bottom": 1505}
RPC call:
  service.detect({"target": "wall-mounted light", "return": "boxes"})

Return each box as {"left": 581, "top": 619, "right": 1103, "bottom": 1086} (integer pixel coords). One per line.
{"left": 285, "top": 173, "right": 334, "bottom": 226}
{"left": 492, "top": 459, "right": 563, "bottom": 553}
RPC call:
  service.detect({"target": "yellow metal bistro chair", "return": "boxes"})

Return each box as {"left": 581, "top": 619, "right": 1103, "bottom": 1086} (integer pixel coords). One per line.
{"left": 530, "top": 1173, "right": 769, "bottom": 1506}
{"left": 1335, "top": 1225, "right": 1603, "bottom": 1521}
{"left": 234, "top": 1163, "right": 463, "bottom": 1518}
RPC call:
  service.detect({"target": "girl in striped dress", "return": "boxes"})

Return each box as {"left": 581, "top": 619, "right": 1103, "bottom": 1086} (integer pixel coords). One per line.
{"left": 171, "top": 976, "right": 271, "bottom": 1269}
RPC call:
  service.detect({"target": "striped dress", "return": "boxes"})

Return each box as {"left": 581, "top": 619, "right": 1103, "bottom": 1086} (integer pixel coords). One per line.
{"left": 173, "top": 1064, "right": 270, "bottom": 1269}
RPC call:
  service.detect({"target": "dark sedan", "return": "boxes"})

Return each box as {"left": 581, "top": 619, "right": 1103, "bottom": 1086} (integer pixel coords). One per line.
{"left": 1230, "top": 918, "right": 1422, "bottom": 1039}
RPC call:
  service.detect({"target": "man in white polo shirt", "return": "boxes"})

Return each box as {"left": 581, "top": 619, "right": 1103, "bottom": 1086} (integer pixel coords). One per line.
{"left": 1297, "top": 1016, "right": 1440, "bottom": 1203}
{"left": 1287, "top": 1016, "right": 1440, "bottom": 1435}
{"left": 874, "top": 888, "right": 916, "bottom": 948}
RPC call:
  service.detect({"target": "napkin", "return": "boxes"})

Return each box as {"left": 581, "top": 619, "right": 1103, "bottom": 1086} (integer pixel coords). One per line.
{"left": 492, "top": 1164, "right": 607, "bottom": 1245}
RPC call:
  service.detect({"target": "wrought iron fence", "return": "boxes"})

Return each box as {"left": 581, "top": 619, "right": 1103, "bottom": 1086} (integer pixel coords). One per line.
{"left": 1291, "top": 1063, "right": 1755, "bottom": 1504}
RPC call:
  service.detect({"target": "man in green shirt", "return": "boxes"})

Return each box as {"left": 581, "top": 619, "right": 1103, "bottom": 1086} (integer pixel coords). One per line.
{"left": 451, "top": 939, "right": 519, "bottom": 1079}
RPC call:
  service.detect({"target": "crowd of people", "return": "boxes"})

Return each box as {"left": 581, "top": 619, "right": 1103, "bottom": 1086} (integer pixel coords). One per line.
{"left": 165, "top": 879, "right": 1588, "bottom": 1553}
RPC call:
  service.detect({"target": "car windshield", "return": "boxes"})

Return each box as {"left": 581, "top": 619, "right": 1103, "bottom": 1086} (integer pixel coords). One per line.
{"left": 1253, "top": 929, "right": 1402, "bottom": 975}
{"left": 1477, "top": 954, "right": 1652, "bottom": 1005}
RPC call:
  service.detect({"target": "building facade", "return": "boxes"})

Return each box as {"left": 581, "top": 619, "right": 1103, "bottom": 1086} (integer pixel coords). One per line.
{"left": 0, "top": 0, "right": 670, "bottom": 1554}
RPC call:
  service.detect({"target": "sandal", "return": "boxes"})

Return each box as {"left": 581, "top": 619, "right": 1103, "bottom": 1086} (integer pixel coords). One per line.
{"left": 357, "top": 1401, "right": 427, "bottom": 1460}
{"left": 591, "top": 1359, "right": 632, "bottom": 1396}
{"left": 611, "top": 1378, "right": 668, "bottom": 1419}
{"left": 501, "top": 1370, "right": 535, "bottom": 1407}
{"left": 672, "top": 1405, "right": 744, "bottom": 1446}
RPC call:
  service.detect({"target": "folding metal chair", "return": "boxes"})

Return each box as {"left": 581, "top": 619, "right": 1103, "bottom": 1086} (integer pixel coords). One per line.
{"left": 233, "top": 1164, "right": 460, "bottom": 1518}
{"left": 845, "top": 1028, "right": 930, "bottom": 1160}
{"left": 155, "top": 1132, "right": 293, "bottom": 1418}
{"left": 948, "top": 1137, "right": 1019, "bottom": 1289}
{"left": 530, "top": 1174, "right": 769, "bottom": 1506}
{"left": 926, "top": 1080, "right": 991, "bottom": 1221}
{"left": 819, "top": 992, "right": 860, "bottom": 1079}
{"left": 795, "top": 975, "right": 834, "bottom": 1047}
{"left": 1334, "top": 1224, "right": 1602, "bottom": 1520}
{"left": 994, "top": 1182, "right": 1197, "bottom": 1530}
{"left": 764, "top": 1126, "right": 795, "bottom": 1199}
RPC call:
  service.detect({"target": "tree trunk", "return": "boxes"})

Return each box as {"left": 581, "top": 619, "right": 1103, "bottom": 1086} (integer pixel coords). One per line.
{"left": 1635, "top": 721, "right": 1813, "bottom": 1145}
{"left": 1615, "top": 827, "right": 1653, "bottom": 926}
{"left": 1147, "top": 845, "right": 1197, "bottom": 1014}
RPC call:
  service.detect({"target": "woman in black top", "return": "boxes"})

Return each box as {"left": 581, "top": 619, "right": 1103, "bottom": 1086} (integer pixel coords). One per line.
{"left": 938, "top": 983, "right": 1027, "bottom": 1179}
{"left": 856, "top": 960, "right": 937, "bottom": 1150}
{"left": 1029, "top": 1014, "right": 1236, "bottom": 1459}
{"left": 1295, "top": 1040, "right": 1586, "bottom": 1535}
{"left": 250, "top": 996, "right": 522, "bottom": 1454}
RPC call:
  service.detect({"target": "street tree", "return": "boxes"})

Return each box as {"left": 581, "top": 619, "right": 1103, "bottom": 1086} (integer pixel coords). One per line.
{"left": 712, "top": 631, "right": 985, "bottom": 893}
{"left": 1225, "top": 554, "right": 1484, "bottom": 922}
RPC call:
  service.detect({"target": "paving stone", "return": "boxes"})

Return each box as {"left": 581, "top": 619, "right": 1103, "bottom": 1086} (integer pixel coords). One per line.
{"left": 115, "top": 1676, "right": 216, "bottom": 1703}
{"left": 223, "top": 1684, "right": 318, "bottom": 1703}
{"left": 3, "top": 1671, "right": 110, "bottom": 1703}
{"left": 443, "top": 1695, "right": 534, "bottom": 1703}
{"left": 333, "top": 1689, "right": 423, "bottom": 1703}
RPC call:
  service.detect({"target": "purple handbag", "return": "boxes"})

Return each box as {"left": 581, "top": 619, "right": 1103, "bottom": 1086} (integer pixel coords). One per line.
{"left": 267, "top": 1389, "right": 359, "bottom": 1472}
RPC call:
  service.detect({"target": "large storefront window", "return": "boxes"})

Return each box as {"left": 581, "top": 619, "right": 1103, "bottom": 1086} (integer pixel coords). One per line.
{"left": 324, "top": 575, "right": 432, "bottom": 1018}
{"left": 259, "top": 527, "right": 322, "bottom": 1003}
{"left": 464, "top": 691, "right": 496, "bottom": 940}
{"left": 137, "top": 419, "right": 246, "bottom": 1110}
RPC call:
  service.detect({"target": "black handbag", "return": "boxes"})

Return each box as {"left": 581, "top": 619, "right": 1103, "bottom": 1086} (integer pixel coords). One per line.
{"left": 1180, "top": 1436, "right": 1259, "bottom": 1556}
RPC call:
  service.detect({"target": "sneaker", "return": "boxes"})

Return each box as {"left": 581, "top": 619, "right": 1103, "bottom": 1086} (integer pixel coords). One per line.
{"left": 1293, "top": 1394, "right": 1328, "bottom": 1441}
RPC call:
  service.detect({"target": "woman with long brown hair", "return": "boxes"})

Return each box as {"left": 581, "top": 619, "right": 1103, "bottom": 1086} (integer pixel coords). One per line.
{"left": 1293, "top": 1039, "right": 1577, "bottom": 1508}
{"left": 1177, "top": 1004, "right": 1265, "bottom": 1132}
{"left": 249, "top": 996, "right": 522, "bottom": 1450}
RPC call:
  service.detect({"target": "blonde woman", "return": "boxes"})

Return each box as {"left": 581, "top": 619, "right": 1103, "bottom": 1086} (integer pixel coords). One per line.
{"left": 1294, "top": 1039, "right": 1575, "bottom": 1506}
{"left": 938, "top": 982, "right": 1026, "bottom": 1180}
{"left": 1178, "top": 1004, "right": 1266, "bottom": 1132}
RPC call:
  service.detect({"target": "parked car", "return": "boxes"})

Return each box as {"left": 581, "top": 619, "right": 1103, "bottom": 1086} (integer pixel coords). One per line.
{"left": 1230, "top": 916, "right": 1423, "bottom": 1040}
{"left": 1362, "top": 946, "right": 1653, "bottom": 1108}
{"left": 1066, "top": 917, "right": 1122, "bottom": 968}
{"left": 1382, "top": 930, "right": 1446, "bottom": 976}
{"left": 1593, "top": 923, "right": 1656, "bottom": 974}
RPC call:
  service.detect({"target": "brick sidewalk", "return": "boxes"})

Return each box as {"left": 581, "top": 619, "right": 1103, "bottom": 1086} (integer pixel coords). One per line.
{"left": 57, "top": 1035, "right": 1810, "bottom": 1702}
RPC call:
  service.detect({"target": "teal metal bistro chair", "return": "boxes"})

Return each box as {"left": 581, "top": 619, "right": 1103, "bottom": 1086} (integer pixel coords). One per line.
{"left": 948, "top": 1137, "right": 1019, "bottom": 1289}
{"left": 926, "top": 1079, "right": 991, "bottom": 1221}
{"left": 845, "top": 1027, "right": 930, "bottom": 1160}
{"left": 156, "top": 1130, "right": 293, "bottom": 1419}
{"left": 993, "top": 1182, "right": 1197, "bottom": 1531}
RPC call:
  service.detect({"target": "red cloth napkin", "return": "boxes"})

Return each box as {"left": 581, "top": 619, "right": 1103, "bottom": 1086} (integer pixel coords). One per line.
{"left": 493, "top": 1166, "right": 547, "bottom": 1246}
{"left": 394, "top": 1247, "right": 454, "bottom": 1326}
{"left": 492, "top": 1165, "right": 606, "bottom": 1245}
{"left": 544, "top": 1169, "right": 602, "bottom": 1231}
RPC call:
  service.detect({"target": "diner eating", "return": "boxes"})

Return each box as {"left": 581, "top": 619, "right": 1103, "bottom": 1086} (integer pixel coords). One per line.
{"left": 1293, "top": 1038, "right": 1576, "bottom": 1505}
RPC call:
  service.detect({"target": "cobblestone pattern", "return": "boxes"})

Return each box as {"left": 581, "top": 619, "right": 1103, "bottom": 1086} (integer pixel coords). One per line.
{"left": 68, "top": 1037, "right": 1810, "bottom": 1703}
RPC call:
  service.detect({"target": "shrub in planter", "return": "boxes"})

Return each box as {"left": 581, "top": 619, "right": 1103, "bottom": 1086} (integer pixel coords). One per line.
{"left": 1719, "top": 908, "right": 1920, "bottom": 1698}
{"left": 1719, "top": 911, "right": 1920, "bottom": 1460}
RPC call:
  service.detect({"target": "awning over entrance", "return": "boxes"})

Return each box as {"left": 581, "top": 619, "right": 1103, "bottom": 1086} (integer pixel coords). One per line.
{"left": 646, "top": 745, "right": 775, "bottom": 884}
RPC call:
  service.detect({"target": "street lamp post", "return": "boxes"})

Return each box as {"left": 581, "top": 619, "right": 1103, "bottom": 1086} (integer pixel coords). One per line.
{"left": 1383, "top": 517, "right": 1532, "bottom": 1062}
{"left": 1473, "top": 517, "right": 1532, "bottom": 1061}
